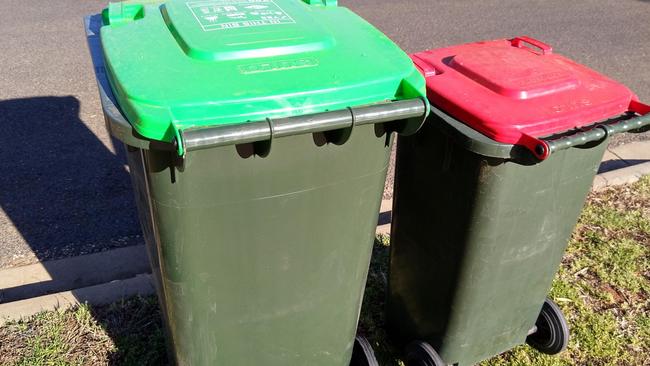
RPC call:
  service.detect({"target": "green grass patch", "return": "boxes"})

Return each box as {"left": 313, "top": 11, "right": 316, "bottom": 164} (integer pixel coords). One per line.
{"left": 0, "top": 298, "right": 165, "bottom": 366}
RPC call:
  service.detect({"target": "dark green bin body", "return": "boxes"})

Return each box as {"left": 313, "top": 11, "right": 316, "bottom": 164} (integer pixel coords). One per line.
{"left": 387, "top": 108, "right": 608, "bottom": 366}
{"left": 126, "top": 126, "right": 391, "bottom": 366}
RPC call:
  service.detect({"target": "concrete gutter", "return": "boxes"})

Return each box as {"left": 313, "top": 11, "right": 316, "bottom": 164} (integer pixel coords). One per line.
{"left": 593, "top": 161, "right": 650, "bottom": 190}
{"left": 0, "top": 245, "right": 150, "bottom": 304}
{"left": 0, "top": 274, "right": 154, "bottom": 326}
{"left": 0, "top": 245, "right": 153, "bottom": 325}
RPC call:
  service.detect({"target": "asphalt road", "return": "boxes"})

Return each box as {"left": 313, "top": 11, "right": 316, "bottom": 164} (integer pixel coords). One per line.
{"left": 0, "top": 0, "right": 649, "bottom": 267}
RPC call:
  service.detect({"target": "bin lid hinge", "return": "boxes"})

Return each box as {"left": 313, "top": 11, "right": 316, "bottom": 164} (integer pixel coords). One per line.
{"left": 301, "top": 0, "right": 337, "bottom": 7}
{"left": 102, "top": 2, "right": 145, "bottom": 26}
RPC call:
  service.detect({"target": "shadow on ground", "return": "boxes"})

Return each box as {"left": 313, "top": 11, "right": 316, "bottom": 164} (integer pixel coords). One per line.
{"left": 91, "top": 296, "right": 168, "bottom": 366}
{"left": 0, "top": 96, "right": 141, "bottom": 264}
{"left": 599, "top": 159, "right": 649, "bottom": 173}
{"left": 0, "top": 96, "right": 143, "bottom": 305}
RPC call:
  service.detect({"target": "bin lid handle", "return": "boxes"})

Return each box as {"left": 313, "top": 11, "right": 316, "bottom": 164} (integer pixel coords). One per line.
{"left": 509, "top": 36, "right": 553, "bottom": 55}
{"left": 539, "top": 100, "right": 650, "bottom": 159}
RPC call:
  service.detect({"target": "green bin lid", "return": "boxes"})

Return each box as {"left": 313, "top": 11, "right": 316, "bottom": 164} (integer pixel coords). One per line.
{"left": 100, "top": 0, "right": 425, "bottom": 152}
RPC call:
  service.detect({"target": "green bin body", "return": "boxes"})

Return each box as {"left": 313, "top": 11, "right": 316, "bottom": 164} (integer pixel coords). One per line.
{"left": 387, "top": 108, "right": 607, "bottom": 365}
{"left": 84, "top": 0, "right": 427, "bottom": 364}
{"left": 130, "top": 122, "right": 392, "bottom": 366}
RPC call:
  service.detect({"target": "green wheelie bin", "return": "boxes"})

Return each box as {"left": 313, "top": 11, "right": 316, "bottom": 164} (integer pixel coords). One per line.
{"left": 84, "top": 1, "right": 428, "bottom": 365}
{"left": 386, "top": 37, "right": 650, "bottom": 366}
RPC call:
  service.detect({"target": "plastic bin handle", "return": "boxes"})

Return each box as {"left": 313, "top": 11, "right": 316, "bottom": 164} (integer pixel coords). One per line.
{"left": 534, "top": 100, "right": 650, "bottom": 159}
{"left": 179, "top": 98, "right": 427, "bottom": 154}
{"left": 510, "top": 36, "right": 552, "bottom": 55}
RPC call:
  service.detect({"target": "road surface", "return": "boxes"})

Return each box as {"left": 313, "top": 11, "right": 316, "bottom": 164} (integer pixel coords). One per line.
{"left": 0, "top": 0, "right": 648, "bottom": 267}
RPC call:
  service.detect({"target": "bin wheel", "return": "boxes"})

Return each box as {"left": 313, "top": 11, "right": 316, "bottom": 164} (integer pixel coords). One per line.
{"left": 404, "top": 341, "right": 445, "bottom": 366}
{"left": 526, "top": 298, "right": 569, "bottom": 355}
{"left": 349, "top": 336, "right": 379, "bottom": 366}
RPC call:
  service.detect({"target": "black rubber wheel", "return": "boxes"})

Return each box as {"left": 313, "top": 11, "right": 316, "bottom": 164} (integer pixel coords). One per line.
{"left": 349, "top": 336, "right": 379, "bottom": 366}
{"left": 404, "top": 341, "right": 445, "bottom": 366}
{"left": 526, "top": 298, "right": 570, "bottom": 355}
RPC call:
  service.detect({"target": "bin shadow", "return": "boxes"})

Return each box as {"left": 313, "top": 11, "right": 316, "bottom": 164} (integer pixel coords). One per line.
{"left": 87, "top": 295, "right": 169, "bottom": 366}
{"left": 0, "top": 96, "right": 143, "bottom": 299}
{"left": 598, "top": 159, "right": 649, "bottom": 173}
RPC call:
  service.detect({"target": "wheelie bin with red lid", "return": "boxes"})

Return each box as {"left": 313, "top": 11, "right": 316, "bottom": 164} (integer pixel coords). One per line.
{"left": 387, "top": 36, "right": 650, "bottom": 366}
{"left": 83, "top": 0, "right": 429, "bottom": 364}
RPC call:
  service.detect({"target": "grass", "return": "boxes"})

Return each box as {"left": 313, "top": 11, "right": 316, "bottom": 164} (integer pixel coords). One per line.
{"left": 0, "top": 297, "right": 165, "bottom": 366}
{"left": 1, "top": 176, "right": 648, "bottom": 365}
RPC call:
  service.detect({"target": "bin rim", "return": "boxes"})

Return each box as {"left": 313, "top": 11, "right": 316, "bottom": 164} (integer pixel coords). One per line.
{"left": 429, "top": 104, "right": 650, "bottom": 163}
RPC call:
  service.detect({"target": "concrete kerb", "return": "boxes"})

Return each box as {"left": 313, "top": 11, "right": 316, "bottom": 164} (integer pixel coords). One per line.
{"left": 592, "top": 161, "right": 650, "bottom": 190}
{"left": 0, "top": 245, "right": 150, "bottom": 304}
{"left": 0, "top": 245, "right": 153, "bottom": 325}
{"left": 0, "top": 274, "right": 154, "bottom": 326}
{"left": 0, "top": 141, "right": 648, "bottom": 324}
{"left": 376, "top": 199, "right": 392, "bottom": 236}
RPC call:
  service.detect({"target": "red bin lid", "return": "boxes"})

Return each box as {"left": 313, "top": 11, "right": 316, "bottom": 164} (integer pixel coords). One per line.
{"left": 411, "top": 36, "right": 644, "bottom": 159}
